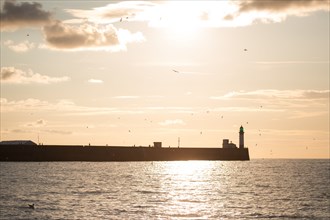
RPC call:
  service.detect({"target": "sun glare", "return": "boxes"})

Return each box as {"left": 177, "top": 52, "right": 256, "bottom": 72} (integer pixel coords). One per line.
{"left": 147, "top": 2, "right": 207, "bottom": 39}
{"left": 163, "top": 161, "right": 214, "bottom": 176}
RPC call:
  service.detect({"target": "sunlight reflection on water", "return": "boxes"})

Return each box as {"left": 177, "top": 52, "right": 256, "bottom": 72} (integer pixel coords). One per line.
{"left": 0, "top": 160, "right": 329, "bottom": 219}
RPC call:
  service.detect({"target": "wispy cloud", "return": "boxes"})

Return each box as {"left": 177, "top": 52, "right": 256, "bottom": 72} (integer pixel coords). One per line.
{"left": 65, "top": 1, "right": 156, "bottom": 24}
{"left": 0, "top": 97, "right": 192, "bottom": 116}
{"left": 0, "top": 98, "right": 133, "bottom": 116}
{"left": 210, "top": 89, "right": 329, "bottom": 118}
{"left": 0, "top": 0, "right": 52, "bottom": 31}
{"left": 210, "top": 89, "right": 330, "bottom": 101}
{"left": 88, "top": 79, "right": 104, "bottom": 84}
{"left": 42, "top": 129, "right": 72, "bottom": 135}
{"left": 4, "top": 40, "right": 35, "bottom": 53}
{"left": 134, "top": 61, "right": 204, "bottom": 67}
{"left": 24, "top": 119, "right": 47, "bottom": 128}
{"left": 1, "top": 67, "right": 70, "bottom": 84}
{"left": 7, "top": 128, "right": 72, "bottom": 135}
{"left": 254, "top": 61, "right": 330, "bottom": 65}
{"left": 288, "top": 111, "right": 329, "bottom": 119}
{"left": 113, "top": 96, "right": 140, "bottom": 99}
{"left": 159, "top": 119, "right": 185, "bottom": 126}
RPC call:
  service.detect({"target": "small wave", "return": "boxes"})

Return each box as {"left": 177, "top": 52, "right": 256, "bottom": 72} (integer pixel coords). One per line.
{"left": 113, "top": 208, "right": 128, "bottom": 214}
{"left": 170, "top": 213, "right": 204, "bottom": 219}
{"left": 256, "top": 213, "right": 312, "bottom": 219}
{"left": 177, "top": 199, "right": 203, "bottom": 204}
{"left": 81, "top": 190, "right": 105, "bottom": 195}
{"left": 255, "top": 184, "right": 270, "bottom": 188}
{"left": 133, "top": 204, "right": 154, "bottom": 209}
{"left": 136, "top": 190, "right": 157, "bottom": 194}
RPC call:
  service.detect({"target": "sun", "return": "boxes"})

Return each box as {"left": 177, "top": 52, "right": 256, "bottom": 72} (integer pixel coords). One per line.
{"left": 148, "top": 2, "right": 207, "bottom": 39}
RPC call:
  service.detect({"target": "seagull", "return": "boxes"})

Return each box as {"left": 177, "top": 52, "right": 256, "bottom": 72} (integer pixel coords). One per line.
{"left": 28, "top": 204, "right": 35, "bottom": 209}
{"left": 244, "top": 48, "right": 248, "bottom": 51}
{"left": 27, "top": 34, "right": 29, "bottom": 37}
{"left": 172, "top": 69, "right": 179, "bottom": 73}
{"left": 120, "top": 17, "right": 122, "bottom": 22}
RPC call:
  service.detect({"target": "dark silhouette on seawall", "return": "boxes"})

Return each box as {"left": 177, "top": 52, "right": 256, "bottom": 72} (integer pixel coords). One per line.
{"left": 0, "top": 143, "right": 249, "bottom": 161}
{"left": 0, "top": 127, "right": 249, "bottom": 161}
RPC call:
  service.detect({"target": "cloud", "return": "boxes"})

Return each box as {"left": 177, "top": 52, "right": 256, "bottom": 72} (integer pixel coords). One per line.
{"left": 237, "top": 0, "right": 329, "bottom": 14}
{"left": 224, "top": 0, "right": 329, "bottom": 26}
{"left": 1, "top": 67, "right": 70, "bottom": 84}
{"left": 0, "top": 97, "right": 193, "bottom": 116}
{"left": 41, "top": 129, "right": 72, "bottom": 135}
{"left": 159, "top": 119, "right": 185, "bottom": 126}
{"left": 65, "top": 1, "right": 157, "bottom": 24}
{"left": 288, "top": 110, "right": 329, "bottom": 119}
{"left": 25, "top": 119, "right": 47, "bottom": 127}
{"left": 210, "top": 89, "right": 329, "bottom": 116}
{"left": 42, "top": 21, "right": 145, "bottom": 51}
{"left": 113, "top": 96, "right": 140, "bottom": 99}
{"left": 72, "top": 1, "right": 328, "bottom": 29}
{"left": 0, "top": 0, "right": 52, "bottom": 31}
{"left": 254, "top": 61, "right": 330, "bottom": 65}
{"left": 0, "top": 98, "right": 128, "bottom": 115}
{"left": 211, "top": 89, "right": 330, "bottom": 101}
{"left": 4, "top": 40, "right": 35, "bottom": 52}
{"left": 88, "top": 79, "right": 104, "bottom": 84}
{"left": 8, "top": 128, "right": 72, "bottom": 135}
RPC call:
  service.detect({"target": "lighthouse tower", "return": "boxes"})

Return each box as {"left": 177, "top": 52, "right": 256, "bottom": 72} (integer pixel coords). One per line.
{"left": 239, "top": 125, "right": 244, "bottom": 148}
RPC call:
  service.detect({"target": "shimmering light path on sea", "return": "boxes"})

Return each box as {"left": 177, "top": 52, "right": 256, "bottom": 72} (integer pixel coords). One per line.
{"left": 0, "top": 160, "right": 329, "bottom": 219}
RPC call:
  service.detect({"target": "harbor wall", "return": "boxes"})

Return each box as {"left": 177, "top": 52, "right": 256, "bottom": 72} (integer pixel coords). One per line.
{"left": 0, "top": 145, "right": 249, "bottom": 161}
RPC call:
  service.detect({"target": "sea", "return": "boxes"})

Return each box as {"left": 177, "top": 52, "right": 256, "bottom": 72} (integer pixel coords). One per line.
{"left": 0, "top": 160, "right": 329, "bottom": 220}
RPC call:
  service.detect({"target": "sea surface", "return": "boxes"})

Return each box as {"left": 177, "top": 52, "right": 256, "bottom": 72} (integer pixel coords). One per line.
{"left": 0, "top": 160, "right": 329, "bottom": 219}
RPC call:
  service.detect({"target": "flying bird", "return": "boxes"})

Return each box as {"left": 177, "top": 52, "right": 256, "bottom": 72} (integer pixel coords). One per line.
{"left": 28, "top": 204, "right": 35, "bottom": 209}
{"left": 172, "top": 69, "right": 179, "bottom": 73}
{"left": 244, "top": 48, "right": 248, "bottom": 51}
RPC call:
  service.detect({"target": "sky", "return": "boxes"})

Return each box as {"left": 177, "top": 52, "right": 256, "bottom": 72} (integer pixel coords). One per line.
{"left": 0, "top": 0, "right": 329, "bottom": 158}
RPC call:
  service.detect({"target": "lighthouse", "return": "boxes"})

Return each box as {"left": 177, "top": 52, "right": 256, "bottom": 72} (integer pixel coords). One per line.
{"left": 239, "top": 125, "right": 244, "bottom": 148}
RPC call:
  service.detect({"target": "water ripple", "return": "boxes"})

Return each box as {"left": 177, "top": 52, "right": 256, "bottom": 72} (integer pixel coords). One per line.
{"left": 0, "top": 160, "right": 329, "bottom": 219}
